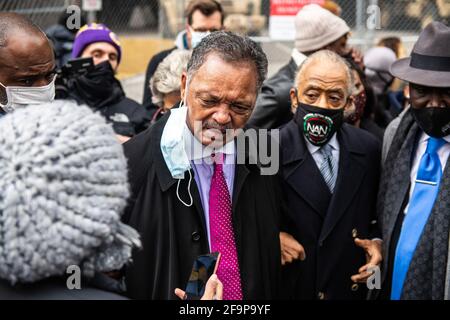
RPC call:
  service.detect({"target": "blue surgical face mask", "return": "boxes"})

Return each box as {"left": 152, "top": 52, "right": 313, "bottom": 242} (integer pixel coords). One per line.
{"left": 191, "top": 30, "right": 210, "bottom": 48}
{"left": 160, "top": 101, "right": 191, "bottom": 179}
{"left": 160, "top": 101, "right": 194, "bottom": 207}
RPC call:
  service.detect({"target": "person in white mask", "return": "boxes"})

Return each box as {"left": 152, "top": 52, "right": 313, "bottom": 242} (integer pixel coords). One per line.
{"left": 141, "top": 0, "right": 224, "bottom": 116}
{"left": 0, "top": 13, "right": 56, "bottom": 115}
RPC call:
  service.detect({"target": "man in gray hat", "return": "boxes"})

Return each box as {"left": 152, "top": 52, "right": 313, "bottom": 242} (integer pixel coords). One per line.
{"left": 378, "top": 21, "right": 450, "bottom": 300}
{"left": 248, "top": 4, "right": 361, "bottom": 129}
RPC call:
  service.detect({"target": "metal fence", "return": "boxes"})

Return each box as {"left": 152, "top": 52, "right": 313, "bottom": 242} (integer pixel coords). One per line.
{"left": 338, "top": 0, "right": 450, "bottom": 52}
{"left": 1, "top": 0, "right": 449, "bottom": 50}
{"left": 0, "top": 0, "right": 70, "bottom": 29}
{"left": 0, "top": 0, "right": 160, "bottom": 32}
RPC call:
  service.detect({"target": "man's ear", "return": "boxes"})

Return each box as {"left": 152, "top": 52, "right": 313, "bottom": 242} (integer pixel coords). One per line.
{"left": 344, "top": 97, "right": 356, "bottom": 120}
{"left": 180, "top": 72, "right": 187, "bottom": 103}
{"left": 403, "top": 84, "right": 410, "bottom": 99}
{"left": 290, "top": 88, "right": 298, "bottom": 114}
{"left": 344, "top": 95, "right": 355, "bottom": 112}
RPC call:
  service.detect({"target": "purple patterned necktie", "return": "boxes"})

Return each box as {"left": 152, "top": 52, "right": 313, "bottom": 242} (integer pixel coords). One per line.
{"left": 209, "top": 153, "right": 243, "bottom": 300}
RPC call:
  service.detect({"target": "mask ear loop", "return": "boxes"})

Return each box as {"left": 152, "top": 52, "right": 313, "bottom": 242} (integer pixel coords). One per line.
{"left": 176, "top": 170, "right": 193, "bottom": 207}
{"left": 0, "top": 81, "right": 12, "bottom": 112}
{"left": 175, "top": 93, "right": 192, "bottom": 207}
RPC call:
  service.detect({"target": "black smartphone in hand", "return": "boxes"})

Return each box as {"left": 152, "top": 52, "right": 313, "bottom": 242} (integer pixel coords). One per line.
{"left": 184, "top": 252, "right": 221, "bottom": 300}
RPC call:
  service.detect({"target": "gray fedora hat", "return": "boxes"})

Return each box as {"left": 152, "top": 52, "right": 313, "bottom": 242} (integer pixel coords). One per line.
{"left": 390, "top": 21, "right": 450, "bottom": 88}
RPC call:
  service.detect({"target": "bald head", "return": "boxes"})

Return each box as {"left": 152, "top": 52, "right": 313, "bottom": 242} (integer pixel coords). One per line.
{"left": 0, "top": 13, "right": 46, "bottom": 48}
{"left": 0, "top": 13, "right": 55, "bottom": 105}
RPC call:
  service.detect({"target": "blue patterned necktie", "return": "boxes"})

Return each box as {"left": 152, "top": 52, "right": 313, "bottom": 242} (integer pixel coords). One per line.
{"left": 319, "top": 144, "right": 337, "bottom": 193}
{"left": 391, "top": 137, "right": 447, "bottom": 300}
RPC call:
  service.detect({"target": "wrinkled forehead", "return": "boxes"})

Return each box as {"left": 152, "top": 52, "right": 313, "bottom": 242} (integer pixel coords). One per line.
{"left": 0, "top": 34, "right": 54, "bottom": 75}
{"left": 189, "top": 53, "right": 257, "bottom": 85}
{"left": 298, "top": 61, "right": 349, "bottom": 93}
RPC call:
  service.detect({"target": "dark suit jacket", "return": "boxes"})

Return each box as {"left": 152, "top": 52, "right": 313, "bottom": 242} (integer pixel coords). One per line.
{"left": 248, "top": 59, "right": 297, "bottom": 129}
{"left": 280, "top": 120, "right": 381, "bottom": 300}
{"left": 122, "top": 112, "right": 282, "bottom": 299}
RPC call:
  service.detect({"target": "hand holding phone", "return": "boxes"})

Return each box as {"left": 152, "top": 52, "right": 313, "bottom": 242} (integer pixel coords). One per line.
{"left": 183, "top": 252, "right": 221, "bottom": 300}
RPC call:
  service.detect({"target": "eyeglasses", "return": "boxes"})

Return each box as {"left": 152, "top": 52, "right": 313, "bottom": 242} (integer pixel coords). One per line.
{"left": 190, "top": 26, "right": 221, "bottom": 33}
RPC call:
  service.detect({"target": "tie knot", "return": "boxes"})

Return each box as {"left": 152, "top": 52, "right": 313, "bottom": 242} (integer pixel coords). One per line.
{"left": 320, "top": 143, "right": 333, "bottom": 157}
{"left": 426, "top": 137, "right": 446, "bottom": 154}
{"left": 212, "top": 152, "right": 224, "bottom": 172}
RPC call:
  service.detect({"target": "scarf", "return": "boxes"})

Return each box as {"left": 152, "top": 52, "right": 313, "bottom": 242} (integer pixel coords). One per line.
{"left": 378, "top": 109, "right": 450, "bottom": 299}
{"left": 68, "top": 61, "right": 124, "bottom": 109}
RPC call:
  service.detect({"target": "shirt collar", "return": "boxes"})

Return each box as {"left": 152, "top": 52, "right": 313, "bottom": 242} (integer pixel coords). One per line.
{"left": 292, "top": 49, "right": 307, "bottom": 67}
{"left": 419, "top": 132, "right": 450, "bottom": 144}
{"left": 305, "top": 133, "right": 338, "bottom": 155}
{"left": 183, "top": 122, "right": 235, "bottom": 161}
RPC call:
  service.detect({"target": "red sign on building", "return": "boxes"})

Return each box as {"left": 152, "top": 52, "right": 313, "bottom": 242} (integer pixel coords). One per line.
{"left": 270, "top": 0, "right": 325, "bottom": 16}
{"left": 269, "top": 0, "right": 325, "bottom": 40}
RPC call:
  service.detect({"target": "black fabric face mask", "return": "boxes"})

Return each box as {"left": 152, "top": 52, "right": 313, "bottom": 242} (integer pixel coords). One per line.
{"left": 411, "top": 106, "right": 450, "bottom": 138}
{"left": 68, "top": 61, "right": 124, "bottom": 109}
{"left": 294, "top": 102, "right": 344, "bottom": 146}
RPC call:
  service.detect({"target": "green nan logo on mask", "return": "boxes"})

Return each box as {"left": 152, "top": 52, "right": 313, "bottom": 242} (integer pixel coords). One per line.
{"left": 303, "top": 113, "right": 333, "bottom": 146}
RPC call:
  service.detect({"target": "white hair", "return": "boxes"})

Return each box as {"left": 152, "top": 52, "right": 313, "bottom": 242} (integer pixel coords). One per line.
{"left": 295, "top": 50, "right": 354, "bottom": 96}
{"left": 150, "top": 49, "right": 192, "bottom": 107}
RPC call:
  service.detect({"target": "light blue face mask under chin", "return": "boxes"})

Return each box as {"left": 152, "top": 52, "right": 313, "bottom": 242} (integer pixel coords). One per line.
{"left": 160, "top": 103, "right": 191, "bottom": 179}
{"left": 160, "top": 102, "right": 194, "bottom": 207}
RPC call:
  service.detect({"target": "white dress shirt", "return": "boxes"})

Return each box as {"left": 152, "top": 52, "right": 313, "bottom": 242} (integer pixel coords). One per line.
{"left": 404, "top": 133, "right": 450, "bottom": 214}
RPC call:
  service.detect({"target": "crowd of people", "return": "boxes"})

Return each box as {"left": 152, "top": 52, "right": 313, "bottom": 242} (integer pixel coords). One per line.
{"left": 0, "top": 0, "right": 449, "bottom": 300}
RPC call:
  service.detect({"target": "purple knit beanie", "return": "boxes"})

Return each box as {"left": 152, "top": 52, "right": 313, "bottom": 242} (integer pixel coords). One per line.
{"left": 72, "top": 23, "right": 122, "bottom": 63}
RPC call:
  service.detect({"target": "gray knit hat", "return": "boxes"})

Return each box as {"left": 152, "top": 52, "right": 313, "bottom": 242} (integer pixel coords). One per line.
{"left": 295, "top": 4, "right": 350, "bottom": 53}
{"left": 0, "top": 100, "right": 141, "bottom": 285}
{"left": 364, "top": 46, "right": 397, "bottom": 95}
